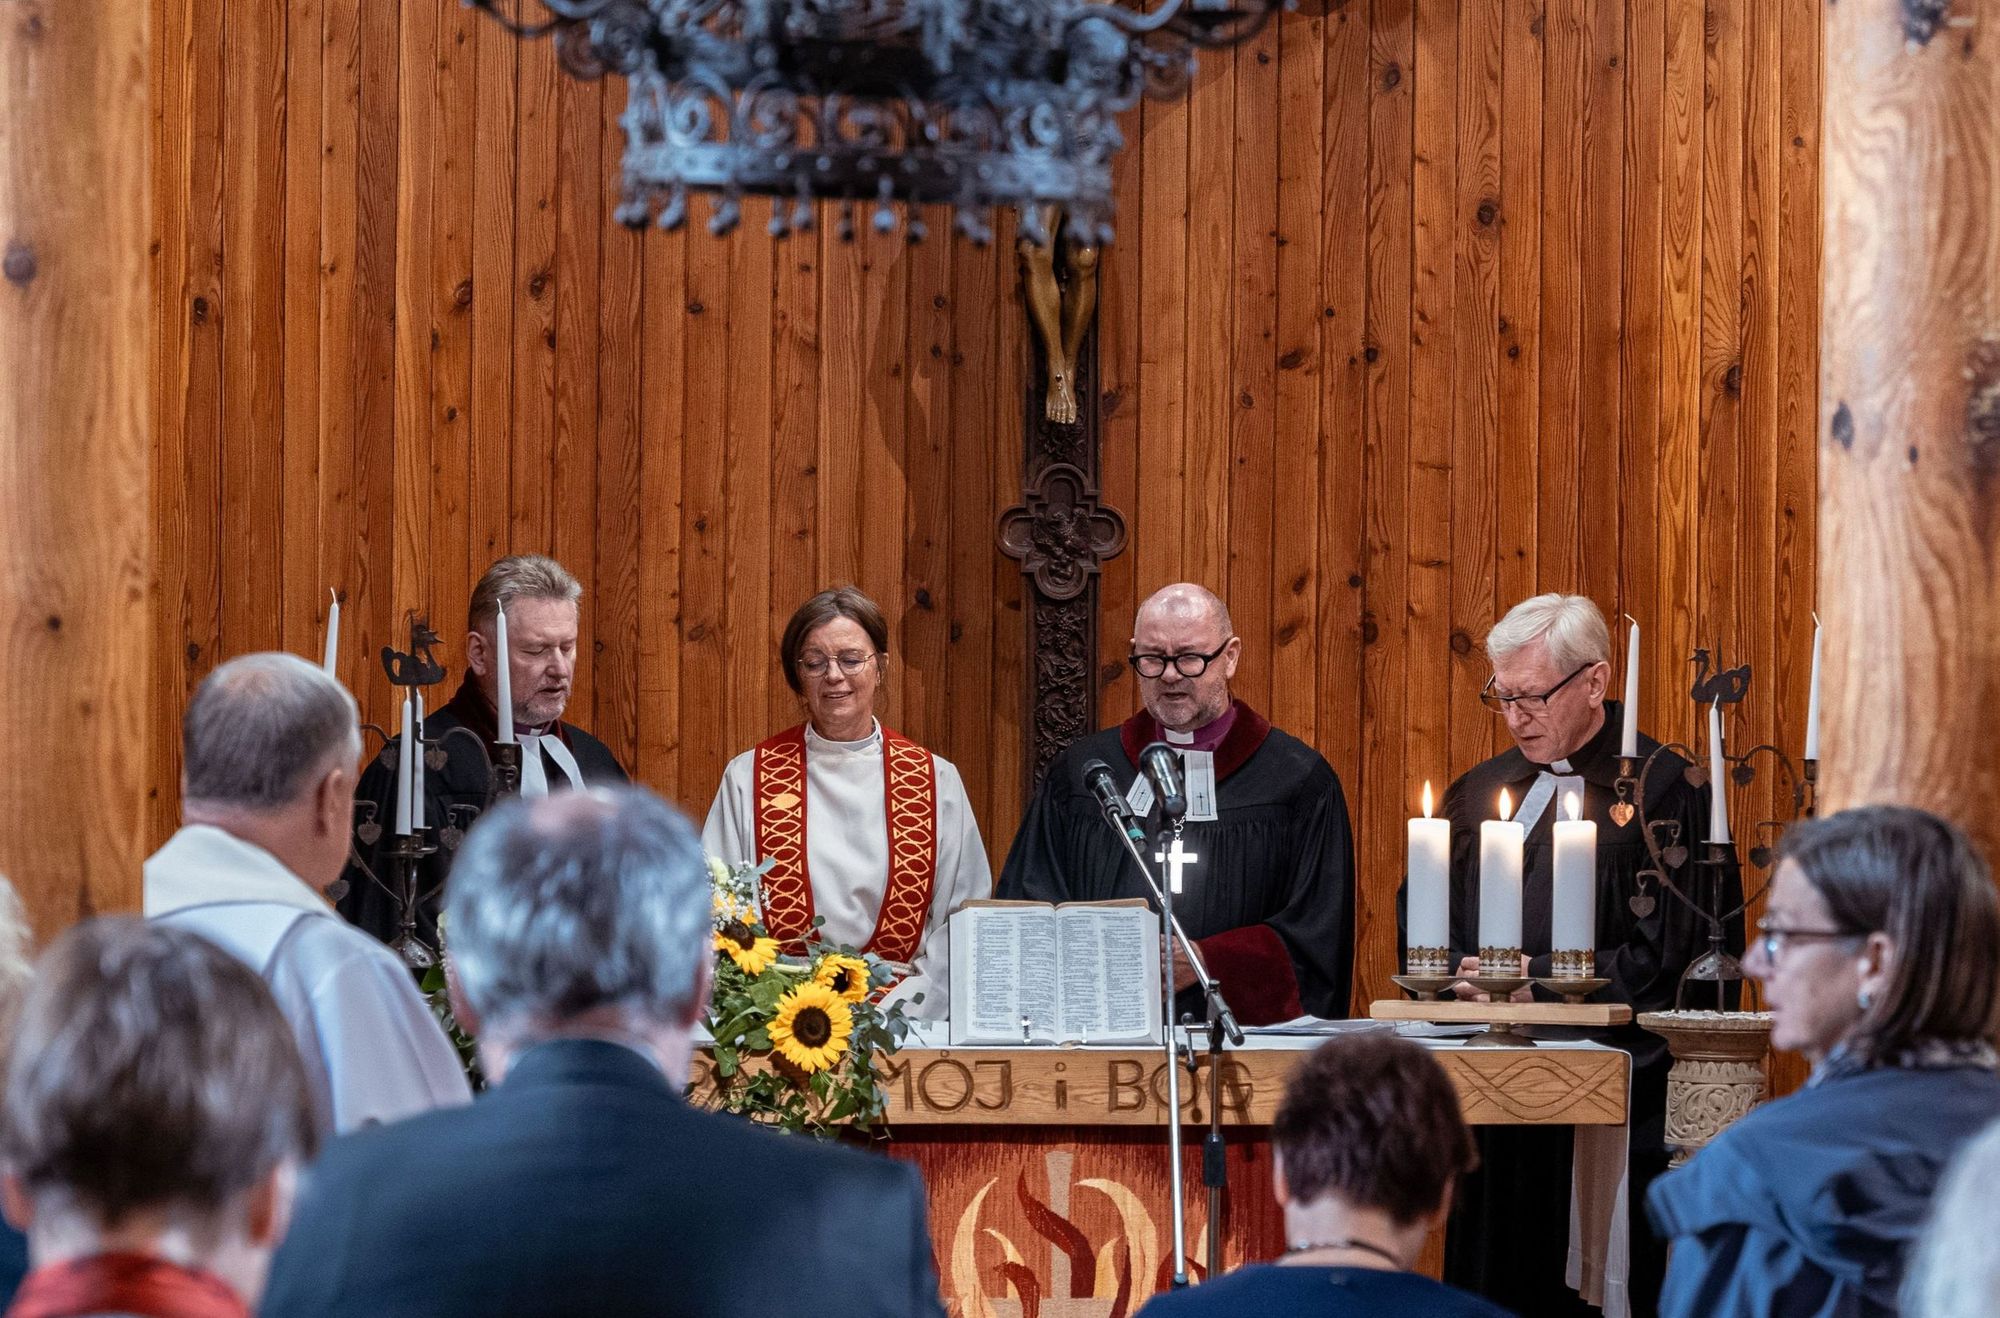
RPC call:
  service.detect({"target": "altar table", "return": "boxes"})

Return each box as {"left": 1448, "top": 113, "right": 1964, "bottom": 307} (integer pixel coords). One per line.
{"left": 690, "top": 1034, "right": 1629, "bottom": 1317}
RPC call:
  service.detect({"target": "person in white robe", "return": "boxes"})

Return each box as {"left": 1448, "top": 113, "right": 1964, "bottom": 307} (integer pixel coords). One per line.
{"left": 704, "top": 587, "right": 990, "bottom": 1019}
{"left": 145, "top": 653, "right": 469, "bottom": 1135}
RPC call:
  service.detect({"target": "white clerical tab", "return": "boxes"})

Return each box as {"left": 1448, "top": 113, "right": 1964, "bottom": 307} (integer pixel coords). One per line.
{"left": 519, "top": 734, "right": 550, "bottom": 798}
{"left": 1183, "top": 749, "right": 1219, "bottom": 821}
{"left": 1125, "top": 772, "right": 1155, "bottom": 817}
{"left": 1163, "top": 726, "right": 1196, "bottom": 746}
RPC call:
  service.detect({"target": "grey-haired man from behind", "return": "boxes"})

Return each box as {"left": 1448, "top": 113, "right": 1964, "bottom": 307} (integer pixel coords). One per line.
{"left": 262, "top": 786, "right": 946, "bottom": 1318}
{"left": 144, "top": 653, "right": 468, "bottom": 1135}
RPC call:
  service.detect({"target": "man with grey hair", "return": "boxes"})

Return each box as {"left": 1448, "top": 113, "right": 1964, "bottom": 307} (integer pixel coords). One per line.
{"left": 999, "top": 583, "right": 1355, "bottom": 1022}
{"left": 342, "top": 553, "right": 627, "bottom": 952}
{"left": 263, "top": 788, "right": 946, "bottom": 1318}
{"left": 1433, "top": 593, "right": 1738, "bottom": 1317}
{"left": 145, "top": 653, "right": 468, "bottom": 1135}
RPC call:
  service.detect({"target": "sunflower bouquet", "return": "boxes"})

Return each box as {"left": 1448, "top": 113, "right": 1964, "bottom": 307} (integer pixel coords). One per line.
{"left": 701, "top": 856, "right": 915, "bottom": 1137}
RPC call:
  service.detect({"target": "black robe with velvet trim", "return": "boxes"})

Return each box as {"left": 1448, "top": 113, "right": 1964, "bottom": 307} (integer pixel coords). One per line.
{"left": 338, "top": 675, "right": 628, "bottom": 954}
{"left": 996, "top": 702, "right": 1356, "bottom": 1023}
{"left": 1435, "top": 701, "right": 1743, "bottom": 1318}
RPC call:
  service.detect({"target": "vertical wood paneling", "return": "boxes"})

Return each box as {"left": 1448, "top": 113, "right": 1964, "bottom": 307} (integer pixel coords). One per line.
{"left": 150, "top": 0, "right": 1821, "bottom": 1019}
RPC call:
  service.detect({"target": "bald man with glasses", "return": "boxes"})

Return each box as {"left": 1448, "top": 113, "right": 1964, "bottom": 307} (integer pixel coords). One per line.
{"left": 1429, "top": 593, "right": 1742, "bottom": 1318}
{"left": 997, "top": 583, "right": 1356, "bottom": 1025}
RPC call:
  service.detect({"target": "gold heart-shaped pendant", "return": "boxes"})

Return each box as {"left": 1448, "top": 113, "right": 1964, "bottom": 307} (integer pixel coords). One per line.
{"left": 1609, "top": 802, "right": 1635, "bottom": 828}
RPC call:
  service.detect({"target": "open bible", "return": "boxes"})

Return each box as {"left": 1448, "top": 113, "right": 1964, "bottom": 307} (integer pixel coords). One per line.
{"left": 948, "top": 899, "right": 1163, "bottom": 1045}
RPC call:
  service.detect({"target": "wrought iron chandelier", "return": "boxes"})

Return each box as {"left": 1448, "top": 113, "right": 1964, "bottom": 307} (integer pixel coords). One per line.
{"left": 468, "top": 0, "right": 1281, "bottom": 244}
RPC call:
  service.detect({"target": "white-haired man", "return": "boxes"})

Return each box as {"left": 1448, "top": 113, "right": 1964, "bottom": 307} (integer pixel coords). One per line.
{"left": 144, "top": 654, "right": 468, "bottom": 1135}
{"left": 998, "top": 583, "right": 1356, "bottom": 1023}
{"left": 263, "top": 788, "right": 946, "bottom": 1318}
{"left": 341, "top": 553, "right": 627, "bottom": 953}
{"left": 1434, "top": 594, "right": 1740, "bottom": 1318}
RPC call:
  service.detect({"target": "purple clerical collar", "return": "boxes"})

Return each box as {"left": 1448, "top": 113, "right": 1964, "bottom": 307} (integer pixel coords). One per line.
{"left": 1162, "top": 703, "right": 1238, "bottom": 754}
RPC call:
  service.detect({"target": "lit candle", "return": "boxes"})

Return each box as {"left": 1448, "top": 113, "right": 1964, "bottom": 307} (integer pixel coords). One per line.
{"left": 1708, "top": 699, "right": 1731, "bottom": 844}
{"left": 1478, "top": 789, "right": 1524, "bottom": 955}
{"left": 1407, "top": 781, "right": 1450, "bottom": 972}
{"left": 413, "top": 690, "right": 426, "bottom": 831}
{"left": 394, "top": 696, "right": 414, "bottom": 837}
{"left": 1552, "top": 792, "right": 1597, "bottom": 956}
{"left": 1621, "top": 615, "right": 1640, "bottom": 759}
{"left": 494, "top": 603, "right": 515, "bottom": 745}
{"left": 322, "top": 589, "right": 340, "bottom": 678}
{"left": 1803, "top": 613, "right": 1822, "bottom": 762}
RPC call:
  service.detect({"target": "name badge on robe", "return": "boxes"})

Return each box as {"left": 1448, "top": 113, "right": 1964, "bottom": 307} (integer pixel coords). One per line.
{"left": 1184, "top": 750, "right": 1219, "bottom": 822}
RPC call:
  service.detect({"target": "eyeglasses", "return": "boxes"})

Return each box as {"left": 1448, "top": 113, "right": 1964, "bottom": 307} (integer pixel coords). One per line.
{"left": 1751, "top": 917, "right": 1865, "bottom": 962}
{"left": 797, "top": 651, "right": 876, "bottom": 680}
{"left": 1480, "top": 664, "right": 1594, "bottom": 715}
{"left": 1129, "top": 641, "right": 1232, "bottom": 680}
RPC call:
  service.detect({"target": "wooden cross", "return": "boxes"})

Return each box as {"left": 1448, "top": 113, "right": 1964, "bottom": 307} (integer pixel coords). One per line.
{"left": 1155, "top": 835, "right": 1199, "bottom": 895}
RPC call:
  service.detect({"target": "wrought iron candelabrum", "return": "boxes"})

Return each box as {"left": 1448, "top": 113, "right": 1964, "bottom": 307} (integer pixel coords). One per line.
{"left": 1613, "top": 649, "right": 1817, "bottom": 1010}
{"left": 346, "top": 615, "right": 508, "bottom": 970}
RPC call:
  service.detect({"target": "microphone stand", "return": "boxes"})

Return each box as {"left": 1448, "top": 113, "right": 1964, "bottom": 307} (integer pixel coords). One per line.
{"left": 1093, "top": 799, "right": 1244, "bottom": 1286}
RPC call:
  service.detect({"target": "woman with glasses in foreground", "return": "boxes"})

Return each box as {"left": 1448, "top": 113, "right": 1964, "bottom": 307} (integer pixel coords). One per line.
{"left": 1648, "top": 805, "right": 2000, "bottom": 1317}
{"left": 703, "top": 587, "right": 990, "bottom": 1019}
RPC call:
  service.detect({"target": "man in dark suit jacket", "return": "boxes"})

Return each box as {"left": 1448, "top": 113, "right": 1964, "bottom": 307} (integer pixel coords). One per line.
{"left": 264, "top": 788, "right": 946, "bottom": 1318}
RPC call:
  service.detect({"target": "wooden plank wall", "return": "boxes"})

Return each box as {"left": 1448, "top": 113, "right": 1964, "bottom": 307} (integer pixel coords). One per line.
{"left": 149, "top": 0, "right": 1821, "bottom": 1014}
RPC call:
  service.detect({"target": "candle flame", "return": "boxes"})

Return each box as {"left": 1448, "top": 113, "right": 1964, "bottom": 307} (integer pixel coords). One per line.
{"left": 1498, "top": 788, "right": 1513, "bottom": 822}
{"left": 1422, "top": 781, "right": 1434, "bottom": 819}
{"left": 1565, "top": 791, "right": 1581, "bottom": 822}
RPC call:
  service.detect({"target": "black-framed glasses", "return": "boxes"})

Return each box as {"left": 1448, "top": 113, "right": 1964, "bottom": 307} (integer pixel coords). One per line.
{"left": 1751, "top": 917, "right": 1866, "bottom": 962}
{"left": 1480, "top": 664, "right": 1594, "bottom": 715}
{"left": 1129, "top": 641, "right": 1231, "bottom": 680}
{"left": 797, "top": 651, "right": 876, "bottom": 680}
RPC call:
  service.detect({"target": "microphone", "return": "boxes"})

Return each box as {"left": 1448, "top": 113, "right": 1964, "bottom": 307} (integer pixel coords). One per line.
{"left": 1082, "top": 759, "right": 1147, "bottom": 844}
{"left": 1140, "top": 742, "right": 1188, "bottom": 820}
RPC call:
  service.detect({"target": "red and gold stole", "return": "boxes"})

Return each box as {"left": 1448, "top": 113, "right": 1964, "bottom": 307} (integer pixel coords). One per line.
{"left": 751, "top": 723, "right": 938, "bottom": 965}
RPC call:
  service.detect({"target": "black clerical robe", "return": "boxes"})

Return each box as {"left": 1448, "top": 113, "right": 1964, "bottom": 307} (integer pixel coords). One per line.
{"left": 339, "top": 676, "right": 627, "bottom": 953}
{"left": 997, "top": 702, "right": 1355, "bottom": 1023}
{"left": 1436, "top": 701, "right": 1743, "bottom": 1318}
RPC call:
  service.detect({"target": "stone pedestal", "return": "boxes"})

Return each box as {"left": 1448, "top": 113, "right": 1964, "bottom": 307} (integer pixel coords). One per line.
{"left": 1637, "top": 1011, "right": 1773, "bottom": 1167}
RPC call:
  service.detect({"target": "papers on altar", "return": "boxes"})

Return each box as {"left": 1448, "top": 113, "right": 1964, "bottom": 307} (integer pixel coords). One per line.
{"left": 948, "top": 899, "right": 1162, "bottom": 1045}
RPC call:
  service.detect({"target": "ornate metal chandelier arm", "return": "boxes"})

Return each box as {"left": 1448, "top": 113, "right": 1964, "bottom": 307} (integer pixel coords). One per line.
{"left": 1617, "top": 740, "right": 1721, "bottom": 933}
{"left": 462, "top": 0, "right": 565, "bottom": 41}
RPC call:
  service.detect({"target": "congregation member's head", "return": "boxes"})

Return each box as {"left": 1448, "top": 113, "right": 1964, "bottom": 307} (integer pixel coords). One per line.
{"left": 1129, "top": 584, "right": 1241, "bottom": 734}
{"left": 464, "top": 554, "right": 582, "bottom": 730}
{"left": 0, "top": 919, "right": 317, "bottom": 1313}
{"left": 1755, "top": 804, "right": 2000, "bottom": 1068}
{"left": 181, "top": 652, "right": 361, "bottom": 896}
{"left": 1271, "top": 1032, "right": 1478, "bottom": 1270}
{"left": 445, "top": 787, "right": 711, "bottom": 1085}
{"left": 1905, "top": 1116, "right": 2000, "bottom": 1317}
{"left": 1482, "top": 594, "right": 1612, "bottom": 764}
{"left": 778, "top": 586, "right": 892, "bottom": 741}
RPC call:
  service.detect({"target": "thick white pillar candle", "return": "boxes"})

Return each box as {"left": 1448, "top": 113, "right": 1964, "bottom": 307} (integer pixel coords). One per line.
{"left": 394, "top": 697, "right": 414, "bottom": 836}
{"left": 1803, "top": 615, "right": 1822, "bottom": 762}
{"left": 1407, "top": 781, "right": 1450, "bottom": 965}
{"left": 1708, "top": 699, "right": 1731, "bottom": 844}
{"left": 413, "top": 690, "right": 426, "bottom": 831}
{"left": 494, "top": 604, "right": 515, "bottom": 744}
{"left": 1621, "top": 616, "right": 1640, "bottom": 758}
{"left": 322, "top": 590, "right": 340, "bottom": 678}
{"left": 1478, "top": 790, "right": 1524, "bottom": 953}
{"left": 1552, "top": 792, "right": 1597, "bottom": 952}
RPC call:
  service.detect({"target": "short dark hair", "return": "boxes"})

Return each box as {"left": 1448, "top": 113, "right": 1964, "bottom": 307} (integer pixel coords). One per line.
{"left": 1778, "top": 805, "right": 2000, "bottom": 1064}
{"left": 1272, "top": 1033, "right": 1477, "bottom": 1227}
{"left": 183, "top": 653, "right": 359, "bottom": 809}
{"left": 778, "top": 587, "right": 890, "bottom": 696}
{"left": 1, "top": 919, "right": 318, "bottom": 1228}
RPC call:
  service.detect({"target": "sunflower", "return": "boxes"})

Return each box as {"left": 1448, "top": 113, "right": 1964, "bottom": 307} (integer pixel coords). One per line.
{"left": 768, "top": 982, "right": 854, "bottom": 1074}
{"left": 813, "top": 953, "right": 873, "bottom": 1004}
{"left": 715, "top": 920, "right": 780, "bottom": 975}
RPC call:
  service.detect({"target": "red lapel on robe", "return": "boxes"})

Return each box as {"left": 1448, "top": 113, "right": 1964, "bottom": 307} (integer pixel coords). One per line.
{"left": 1116, "top": 699, "right": 1273, "bottom": 781}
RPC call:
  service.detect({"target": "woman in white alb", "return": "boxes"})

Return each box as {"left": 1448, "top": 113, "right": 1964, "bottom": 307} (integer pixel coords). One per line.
{"left": 703, "top": 587, "right": 990, "bottom": 1018}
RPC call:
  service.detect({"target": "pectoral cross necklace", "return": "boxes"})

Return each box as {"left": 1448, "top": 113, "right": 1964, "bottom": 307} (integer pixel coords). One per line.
{"left": 1156, "top": 823, "right": 1199, "bottom": 895}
